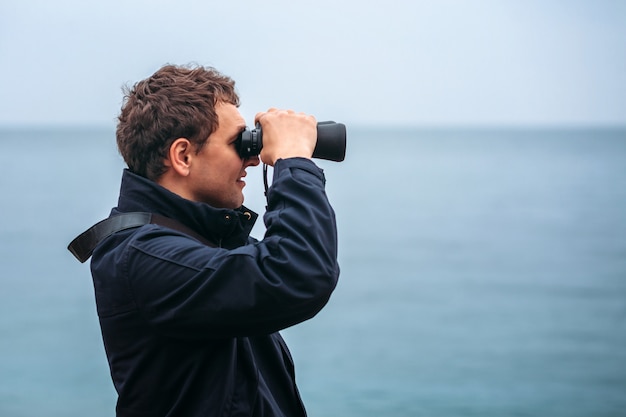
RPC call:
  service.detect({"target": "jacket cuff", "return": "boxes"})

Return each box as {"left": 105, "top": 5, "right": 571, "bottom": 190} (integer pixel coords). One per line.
{"left": 273, "top": 157, "right": 325, "bottom": 182}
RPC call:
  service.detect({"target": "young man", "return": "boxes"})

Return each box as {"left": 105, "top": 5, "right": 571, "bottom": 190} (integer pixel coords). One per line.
{"left": 87, "top": 64, "right": 340, "bottom": 416}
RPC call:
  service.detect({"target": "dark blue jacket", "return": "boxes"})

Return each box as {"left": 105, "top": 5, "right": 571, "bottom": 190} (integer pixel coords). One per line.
{"left": 90, "top": 158, "right": 339, "bottom": 416}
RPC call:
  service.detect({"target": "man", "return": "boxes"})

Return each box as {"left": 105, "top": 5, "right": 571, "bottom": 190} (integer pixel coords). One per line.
{"left": 86, "top": 64, "right": 339, "bottom": 416}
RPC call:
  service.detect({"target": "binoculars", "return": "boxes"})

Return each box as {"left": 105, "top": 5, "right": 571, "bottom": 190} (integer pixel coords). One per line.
{"left": 236, "top": 121, "right": 346, "bottom": 162}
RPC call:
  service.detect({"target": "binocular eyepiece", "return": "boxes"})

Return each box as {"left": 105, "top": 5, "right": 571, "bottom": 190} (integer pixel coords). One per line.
{"left": 236, "top": 121, "right": 347, "bottom": 162}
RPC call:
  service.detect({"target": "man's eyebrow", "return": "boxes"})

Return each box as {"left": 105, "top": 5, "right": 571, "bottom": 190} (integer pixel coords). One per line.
{"left": 230, "top": 124, "right": 247, "bottom": 141}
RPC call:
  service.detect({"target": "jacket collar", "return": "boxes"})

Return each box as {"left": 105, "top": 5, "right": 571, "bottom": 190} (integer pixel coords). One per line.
{"left": 113, "top": 169, "right": 258, "bottom": 248}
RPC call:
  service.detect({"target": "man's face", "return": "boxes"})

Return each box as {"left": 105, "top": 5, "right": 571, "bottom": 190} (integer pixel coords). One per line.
{"left": 187, "top": 102, "right": 259, "bottom": 208}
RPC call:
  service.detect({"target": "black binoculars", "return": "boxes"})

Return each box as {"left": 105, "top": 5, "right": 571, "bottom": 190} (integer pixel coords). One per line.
{"left": 236, "top": 121, "right": 347, "bottom": 162}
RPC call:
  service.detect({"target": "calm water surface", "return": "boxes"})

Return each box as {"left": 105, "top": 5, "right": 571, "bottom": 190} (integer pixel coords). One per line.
{"left": 1, "top": 127, "right": 625, "bottom": 416}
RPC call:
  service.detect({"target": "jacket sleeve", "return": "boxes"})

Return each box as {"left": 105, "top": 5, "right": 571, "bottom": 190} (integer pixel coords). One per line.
{"left": 113, "top": 158, "right": 339, "bottom": 339}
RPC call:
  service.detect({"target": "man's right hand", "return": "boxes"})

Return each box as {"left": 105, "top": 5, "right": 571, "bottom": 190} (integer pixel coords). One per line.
{"left": 254, "top": 108, "right": 317, "bottom": 166}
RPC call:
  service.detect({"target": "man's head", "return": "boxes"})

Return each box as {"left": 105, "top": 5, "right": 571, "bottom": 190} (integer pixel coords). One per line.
{"left": 116, "top": 64, "right": 240, "bottom": 181}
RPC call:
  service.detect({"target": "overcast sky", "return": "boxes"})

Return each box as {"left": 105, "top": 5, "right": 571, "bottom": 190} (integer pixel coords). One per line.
{"left": 1, "top": 0, "right": 624, "bottom": 127}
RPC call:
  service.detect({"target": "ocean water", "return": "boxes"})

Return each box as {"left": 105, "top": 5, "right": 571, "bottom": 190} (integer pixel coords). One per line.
{"left": 0, "top": 126, "right": 625, "bottom": 416}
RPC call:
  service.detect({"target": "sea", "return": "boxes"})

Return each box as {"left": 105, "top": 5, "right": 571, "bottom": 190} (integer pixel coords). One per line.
{"left": 0, "top": 126, "right": 625, "bottom": 417}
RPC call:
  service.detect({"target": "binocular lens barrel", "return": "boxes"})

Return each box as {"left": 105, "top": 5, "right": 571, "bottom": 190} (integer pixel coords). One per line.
{"left": 237, "top": 121, "right": 346, "bottom": 162}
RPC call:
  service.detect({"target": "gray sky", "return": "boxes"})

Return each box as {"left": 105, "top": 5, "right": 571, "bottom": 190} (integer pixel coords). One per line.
{"left": 1, "top": 0, "right": 624, "bottom": 127}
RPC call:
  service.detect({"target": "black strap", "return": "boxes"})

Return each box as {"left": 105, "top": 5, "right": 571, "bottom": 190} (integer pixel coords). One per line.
{"left": 67, "top": 212, "right": 216, "bottom": 263}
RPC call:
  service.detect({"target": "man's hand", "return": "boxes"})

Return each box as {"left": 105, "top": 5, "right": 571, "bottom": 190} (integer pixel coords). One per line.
{"left": 254, "top": 108, "right": 317, "bottom": 166}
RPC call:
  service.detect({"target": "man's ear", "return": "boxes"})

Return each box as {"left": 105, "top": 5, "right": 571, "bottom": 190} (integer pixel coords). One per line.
{"left": 167, "top": 138, "right": 193, "bottom": 176}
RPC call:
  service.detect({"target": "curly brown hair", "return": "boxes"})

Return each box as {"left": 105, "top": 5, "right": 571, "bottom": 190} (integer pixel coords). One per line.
{"left": 116, "top": 64, "right": 240, "bottom": 180}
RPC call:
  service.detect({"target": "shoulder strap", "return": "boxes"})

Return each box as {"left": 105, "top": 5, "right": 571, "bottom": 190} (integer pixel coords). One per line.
{"left": 67, "top": 212, "right": 216, "bottom": 263}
